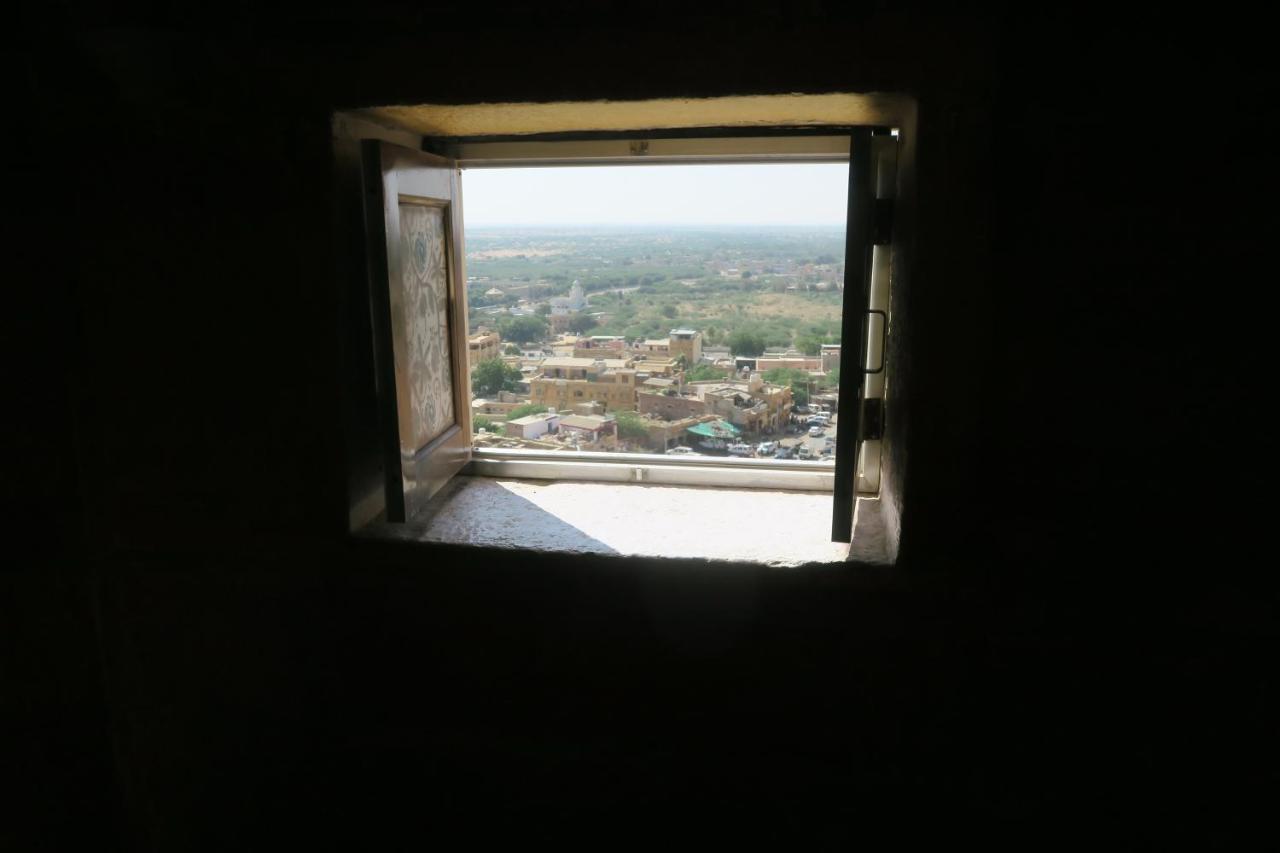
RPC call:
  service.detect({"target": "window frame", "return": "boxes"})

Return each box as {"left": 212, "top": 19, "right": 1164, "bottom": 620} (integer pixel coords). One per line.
{"left": 443, "top": 128, "right": 887, "bottom": 497}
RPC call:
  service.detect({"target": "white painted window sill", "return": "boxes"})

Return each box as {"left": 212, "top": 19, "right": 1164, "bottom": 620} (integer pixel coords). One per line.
{"left": 362, "top": 476, "right": 891, "bottom": 567}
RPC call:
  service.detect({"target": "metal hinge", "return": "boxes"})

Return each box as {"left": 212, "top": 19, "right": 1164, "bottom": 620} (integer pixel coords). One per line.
{"left": 863, "top": 309, "right": 887, "bottom": 375}
{"left": 861, "top": 397, "right": 884, "bottom": 441}
{"left": 873, "top": 198, "right": 894, "bottom": 245}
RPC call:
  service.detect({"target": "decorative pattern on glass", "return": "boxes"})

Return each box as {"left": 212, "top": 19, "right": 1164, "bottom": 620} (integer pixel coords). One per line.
{"left": 398, "top": 202, "right": 454, "bottom": 451}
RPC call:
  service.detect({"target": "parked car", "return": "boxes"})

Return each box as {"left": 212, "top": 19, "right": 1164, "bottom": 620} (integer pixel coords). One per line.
{"left": 774, "top": 445, "right": 794, "bottom": 459}
{"left": 797, "top": 445, "right": 815, "bottom": 459}
{"left": 665, "top": 446, "right": 698, "bottom": 455}
{"left": 808, "top": 425, "right": 825, "bottom": 437}
{"left": 756, "top": 440, "right": 777, "bottom": 455}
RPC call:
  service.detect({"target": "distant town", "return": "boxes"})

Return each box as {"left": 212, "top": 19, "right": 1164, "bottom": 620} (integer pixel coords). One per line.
{"left": 465, "top": 226, "right": 846, "bottom": 459}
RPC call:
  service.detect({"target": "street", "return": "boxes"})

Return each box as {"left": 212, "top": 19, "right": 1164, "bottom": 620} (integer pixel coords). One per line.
{"left": 776, "top": 411, "right": 837, "bottom": 460}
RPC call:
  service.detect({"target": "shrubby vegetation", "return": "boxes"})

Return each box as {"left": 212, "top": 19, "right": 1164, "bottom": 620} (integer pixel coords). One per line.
{"left": 471, "top": 358, "right": 523, "bottom": 396}
{"left": 613, "top": 411, "right": 649, "bottom": 442}
{"left": 685, "top": 363, "right": 723, "bottom": 382}
{"left": 570, "top": 291, "right": 844, "bottom": 352}
{"left": 497, "top": 314, "right": 549, "bottom": 344}
{"left": 506, "top": 403, "right": 549, "bottom": 421}
{"left": 728, "top": 327, "right": 768, "bottom": 357}
{"left": 472, "top": 415, "right": 503, "bottom": 435}
{"left": 467, "top": 227, "right": 847, "bottom": 353}
{"left": 763, "top": 367, "right": 815, "bottom": 406}
{"left": 567, "top": 312, "right": 596, "bottom": 334}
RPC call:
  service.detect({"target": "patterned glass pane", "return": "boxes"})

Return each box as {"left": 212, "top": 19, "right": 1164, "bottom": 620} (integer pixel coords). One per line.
{"left": 398, "top": 202, "right": 454, "bottom": 450}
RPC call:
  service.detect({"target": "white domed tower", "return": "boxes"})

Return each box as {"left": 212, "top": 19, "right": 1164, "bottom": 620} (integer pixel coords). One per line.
{"left": 568, "top": 279, "right": 587, "bottom": 312}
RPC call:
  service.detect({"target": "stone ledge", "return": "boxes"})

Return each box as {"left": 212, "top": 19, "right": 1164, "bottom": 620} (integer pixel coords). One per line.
{"left": 373, "top": 477, "right": 889, "bottom": 567}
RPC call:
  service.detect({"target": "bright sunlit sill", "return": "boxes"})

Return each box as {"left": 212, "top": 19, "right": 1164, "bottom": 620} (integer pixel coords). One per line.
{"left": 358, "top": 476, "right": 890, "bottom": 567}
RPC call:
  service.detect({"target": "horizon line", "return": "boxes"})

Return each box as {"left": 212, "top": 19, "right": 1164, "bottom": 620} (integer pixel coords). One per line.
{"left": 464, "top": 222, "right": 847, "bottom": 228}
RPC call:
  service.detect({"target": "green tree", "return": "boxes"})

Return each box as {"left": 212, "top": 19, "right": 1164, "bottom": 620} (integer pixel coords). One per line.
{"left": 685, "top": 363, "right": 723, "bottom": 382}
{"left": 795, "top": 334, "right": 823, "bottom": 356}
{"left": 824, "top": 365, "right": 841, "bottom": 388}
{"left": 506, "top": 403, "right": 549, "bottom": 420}
{"left": 567, "top": 312, "right": 596, "bottom": 334}
{"left": 472, "top": 416, "right": 503, "bottom": 435}
{"left": 763, "top": 367, "right": 813, "bottom": 407}
{"left": 762, "top": 367, "right": 813, "bottom": 387}
{"left": 500, "top": 314, "right": 549, "bottom": 344}
{"left": 727, "top": 327, "right": 767, "bottom": 357}
{"left": 614, "top": 411, "right": 649, "bottom": 443}
{"left": 504, "top": 343, "right": 521, "bottom": 355}
{"left": 660, "top": 304, "right": 678, "bottom": 319}
{"left": 471, "top": 358, "right": 523, "bottom": 396}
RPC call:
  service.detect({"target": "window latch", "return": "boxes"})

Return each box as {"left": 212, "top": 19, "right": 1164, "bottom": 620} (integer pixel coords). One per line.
{"left": 863, "top": 309, "right": 887, "bottom": 375}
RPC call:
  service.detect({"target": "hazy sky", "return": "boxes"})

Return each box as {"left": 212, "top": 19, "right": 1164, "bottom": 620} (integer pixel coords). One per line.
{"left": 461, "top": 163, "right": 849, "bottom": 227}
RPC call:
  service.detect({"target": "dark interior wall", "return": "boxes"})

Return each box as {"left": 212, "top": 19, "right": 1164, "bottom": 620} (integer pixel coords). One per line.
{"left": 6, "top": 5, "right": 1274, "bottom": 849}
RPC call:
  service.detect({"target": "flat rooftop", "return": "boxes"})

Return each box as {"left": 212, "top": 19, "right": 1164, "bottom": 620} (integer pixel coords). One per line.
{"left": 558, "top": 414, "right": 611, "bottom": 429}
{"left": 541, "top": 357, "right": 632, "bottom": 368}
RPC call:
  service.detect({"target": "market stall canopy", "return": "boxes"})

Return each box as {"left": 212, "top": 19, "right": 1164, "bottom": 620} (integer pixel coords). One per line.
{"left": 686, "top": 419, "right": 742, "bottom": 438}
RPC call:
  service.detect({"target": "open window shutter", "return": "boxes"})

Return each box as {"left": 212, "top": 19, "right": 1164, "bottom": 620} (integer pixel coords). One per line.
{"left": 831, "top": 129, "right": 897, "bottom": 542}
{"left": 362, "top": 141, "right": 472, "bottom": 522}
{"left": 855, "top": 135, "right": 899, "bottom": 496}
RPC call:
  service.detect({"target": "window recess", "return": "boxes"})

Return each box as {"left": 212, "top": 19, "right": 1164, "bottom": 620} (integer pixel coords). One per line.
{"left": 354, "top": 124, "right": 900, "bottom": 545}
